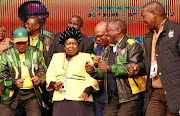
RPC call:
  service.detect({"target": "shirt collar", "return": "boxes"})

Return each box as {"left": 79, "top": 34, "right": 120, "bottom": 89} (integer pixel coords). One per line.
{"left": 110, "top": 37, "right": 124, "bottom": 53}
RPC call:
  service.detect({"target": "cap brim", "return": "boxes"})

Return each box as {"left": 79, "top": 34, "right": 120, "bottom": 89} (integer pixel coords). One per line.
{"left": 14, "top": 37, "right": 28, "bottom": 43}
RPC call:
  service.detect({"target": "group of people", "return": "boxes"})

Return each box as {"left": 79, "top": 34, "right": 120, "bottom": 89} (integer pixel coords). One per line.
{"left": 0, "top": 1, "right": 179, "bottom": 116}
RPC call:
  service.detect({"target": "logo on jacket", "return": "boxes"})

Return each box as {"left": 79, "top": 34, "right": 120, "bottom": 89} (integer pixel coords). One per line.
{"left": 18, "top": 32, "right": 23, "bottom": 36}
{"left": 168, "top": 30, "right": 174, "bottom": 38}
{"left": 46, "top": 46, "right": 49, "bottom": 52}
{"left": 121, "top": 49, "right": 126, "bottom": 55}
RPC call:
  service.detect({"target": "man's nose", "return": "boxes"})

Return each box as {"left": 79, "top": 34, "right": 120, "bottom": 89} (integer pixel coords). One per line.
{"left": 70, "top": 24, "right": 75, "bottom": 28}
{"left": 69, "top": 44, "right": 73, "bottom": 47}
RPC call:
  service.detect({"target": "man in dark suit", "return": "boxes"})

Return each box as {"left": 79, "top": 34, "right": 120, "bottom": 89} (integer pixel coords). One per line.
{"left": 46, "top": 15, "right": 94, "bottom": 66}
{"left": 128, "top": 1, "right": 180, "bottom": 116}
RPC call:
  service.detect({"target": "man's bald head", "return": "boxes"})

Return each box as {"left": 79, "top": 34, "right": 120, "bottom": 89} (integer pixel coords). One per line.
{"left": 94, "top": 21, "right": 108, "bottom": 32}
{"left": 94, "top": 21, "right": 108, "bottom": 44}
{"left": 143, "top": 1, "right": 165, "bottom": 17}
{"left": 94, "top": 21, "right": 109, "bottom": 46}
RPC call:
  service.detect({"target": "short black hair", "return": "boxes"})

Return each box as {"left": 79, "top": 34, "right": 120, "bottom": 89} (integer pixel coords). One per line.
{"left": 143, "top": 1, "right": 165, "bottom": 17}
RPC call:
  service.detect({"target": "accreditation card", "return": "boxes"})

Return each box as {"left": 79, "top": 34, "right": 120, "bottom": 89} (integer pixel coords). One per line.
{"left": 150, "top": 61, "right": 158, "bottom": 78}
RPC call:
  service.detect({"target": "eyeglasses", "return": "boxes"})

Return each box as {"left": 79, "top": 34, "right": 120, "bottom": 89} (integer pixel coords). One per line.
{"left": 24, "top": 23, "right": 37, "bottom": 26}
{"left": 94, "top": 33, "right": 106, "bottom": 39}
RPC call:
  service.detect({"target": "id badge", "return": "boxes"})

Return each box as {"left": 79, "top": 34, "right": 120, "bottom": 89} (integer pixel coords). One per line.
{"left": 150, "top": 61, "right": 158, "bottom": 78}
{"left": 59, "top": 80, "right": 66, "bottom": 93}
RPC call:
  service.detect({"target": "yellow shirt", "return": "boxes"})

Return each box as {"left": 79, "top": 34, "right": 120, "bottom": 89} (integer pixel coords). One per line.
{"left": 30, "top": 35, "right": 43, "bottom": 51}
{"left": 19, "top": 53, "right": 33, "bottom": 89}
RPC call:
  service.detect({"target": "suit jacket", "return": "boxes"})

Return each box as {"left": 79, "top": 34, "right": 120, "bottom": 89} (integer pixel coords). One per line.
{"left": 46, "top": 32, "right": 94, "bottom": 66}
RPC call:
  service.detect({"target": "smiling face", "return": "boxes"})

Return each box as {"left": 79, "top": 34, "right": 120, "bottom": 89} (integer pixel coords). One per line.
{"left": 100, "top": 33, "right": 109, "bottom": 47}
{"left": 142, "top": 8, "right": 156, "bottom": 30}
{"left": 94, "top": 29, "right": 105, "bottom": 44}
{"left": 25, "top": 18, "right": 37, "bottom": 33}
{"left": 64, "top": 38, "right": 78, "bottom": 56}
{"left": 94, "top": 28, "right": 109, "bottom": 47}
{"left": 106, "top": 22, "right": 118, "bottom": 45}
{"left": 15, "top": 41, "right": 28, "bottom": 53}
{"left": 25, "top": 17, "right": 40, "bottom": 34}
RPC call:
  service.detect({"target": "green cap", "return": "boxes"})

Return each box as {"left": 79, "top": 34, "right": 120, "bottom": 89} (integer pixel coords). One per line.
{"left": 13, "top": 27, "right": 28, "bottom": 43}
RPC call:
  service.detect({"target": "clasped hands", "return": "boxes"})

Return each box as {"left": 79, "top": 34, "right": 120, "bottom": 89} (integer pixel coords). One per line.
{"left": 16, "top": 76, "right": 40, "bottom": 88}
{"left": 128, "top": 64, "right": 140, "bottom": 76}
{"left": 85, "top": 56, "right": 108, "bottom": 74}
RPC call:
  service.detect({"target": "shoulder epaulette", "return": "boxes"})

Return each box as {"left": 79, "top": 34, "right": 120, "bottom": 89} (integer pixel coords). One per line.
{"left": 127, "top": 39, "right": 135, "bottom": 45}
{"left": 42, "top": 29, "right": 55, "bottom": 39}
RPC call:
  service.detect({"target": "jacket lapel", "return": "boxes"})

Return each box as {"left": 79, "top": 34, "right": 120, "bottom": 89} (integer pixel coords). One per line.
{"left": 117, "top": 35, "right": 128, "bottom": 49}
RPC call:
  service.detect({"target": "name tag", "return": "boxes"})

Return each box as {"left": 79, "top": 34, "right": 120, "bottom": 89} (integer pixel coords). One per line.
{"left": 59, "top": 80, "right": 66, "bottom": 93}
{"left": 150, "top": 61, "right": 158, "bottom": 78}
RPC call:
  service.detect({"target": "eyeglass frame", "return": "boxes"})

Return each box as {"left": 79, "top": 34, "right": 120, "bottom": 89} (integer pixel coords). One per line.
{"left": 94, "top": 33, "right": 106, "bottom": 39}
{"left": 24, "top": 23, "right": 38, "bottom": 26}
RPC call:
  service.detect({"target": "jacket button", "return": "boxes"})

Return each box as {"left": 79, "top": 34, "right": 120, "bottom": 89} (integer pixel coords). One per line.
{"left": 156, "top": 54, "right": 158, "bottom": 56}
{"left": 159, "top": 72, "right": 162, "bottom": 75}
{"left": 164, "top": 91, "right": 167, "bottom": 94}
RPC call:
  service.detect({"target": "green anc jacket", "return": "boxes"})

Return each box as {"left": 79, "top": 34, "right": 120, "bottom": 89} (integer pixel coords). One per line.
{"left": 91, "top": 35, "right": 146, "bottom": 103}
{"left": 0, "top": 46, "right": 48, "bottom": 109}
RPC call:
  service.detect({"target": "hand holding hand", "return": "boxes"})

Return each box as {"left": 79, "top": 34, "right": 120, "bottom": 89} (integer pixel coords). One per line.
{"left": 98, "top": 60, "right": 108, "bottom": 72}
{"left": 128, "top": 64, "right": 140, "bottom": 76}
{"left": 85, "top": 61, "right": 94, "bottom": 74}
{"left": 93, "top": 56, "right": 101, "bottom": 65}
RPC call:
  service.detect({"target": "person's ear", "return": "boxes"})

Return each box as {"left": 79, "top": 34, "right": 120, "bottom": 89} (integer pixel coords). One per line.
{"left": 117, "top": 27, "right": 121, "bottom": 34}
{"left": 152, "top": 11, "right": 157, "bottom": 18}
{"left": 36, "top": 24, "right": 41, "bottom": 30}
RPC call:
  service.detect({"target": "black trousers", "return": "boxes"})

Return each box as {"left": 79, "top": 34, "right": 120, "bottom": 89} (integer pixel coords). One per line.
{"left": 104, "top": 94, "right": 144, "bottom": 116}
{"left": 0, "top": 89, "right": 41, "bottom": 116}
